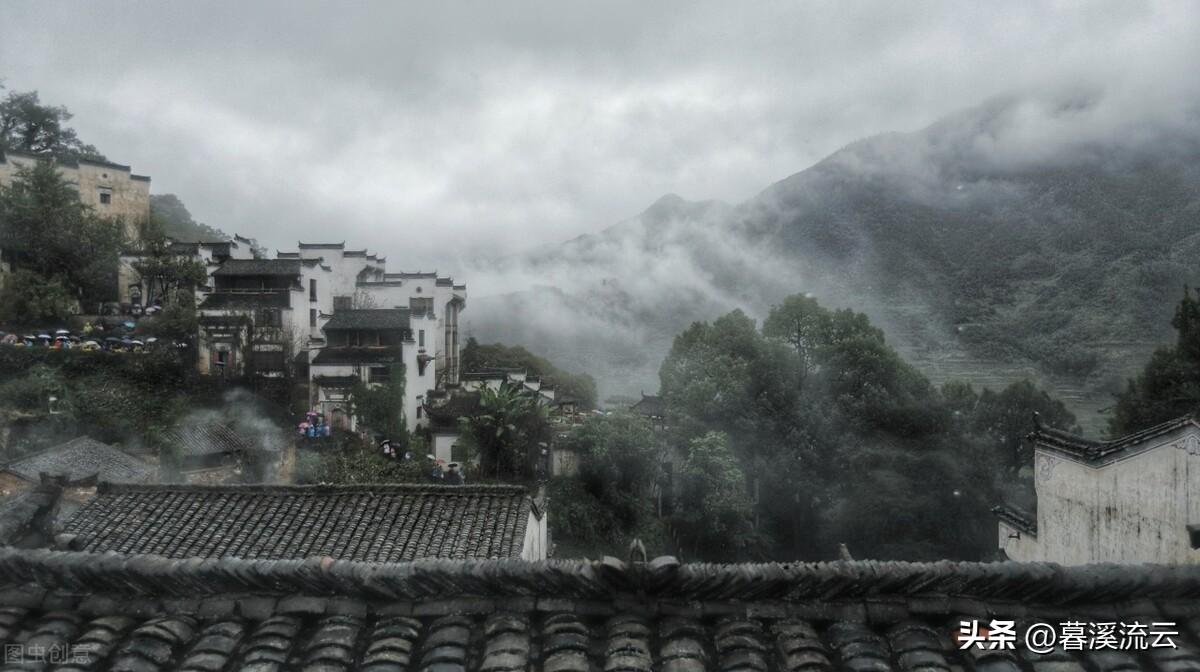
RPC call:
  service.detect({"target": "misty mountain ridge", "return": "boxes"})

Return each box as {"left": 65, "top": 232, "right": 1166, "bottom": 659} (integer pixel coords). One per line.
{"left": 466, "top": 92, "right": 1200, "bottom": 431}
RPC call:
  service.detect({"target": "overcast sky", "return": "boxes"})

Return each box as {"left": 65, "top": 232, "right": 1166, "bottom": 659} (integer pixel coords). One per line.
{"left": 1, "top": 1, "right": 1196, "bottom": 272}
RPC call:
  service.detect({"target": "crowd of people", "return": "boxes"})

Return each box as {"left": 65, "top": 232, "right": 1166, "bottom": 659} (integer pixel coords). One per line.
{"left": 0, "top": 321, "right": 184, "bottom": 352}
{"left": 297, "top": 410, "right": 333, "bottom": 438}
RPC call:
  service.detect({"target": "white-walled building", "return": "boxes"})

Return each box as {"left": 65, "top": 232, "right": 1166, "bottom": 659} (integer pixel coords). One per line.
{"left": 193, "top": 240, "right": 466, "bottom": 432}
{"left": 997, "top": 414, "right": 1200, "bottom": 565}
{"left": 309, "top": 308, "right": 435, "bottom": 431}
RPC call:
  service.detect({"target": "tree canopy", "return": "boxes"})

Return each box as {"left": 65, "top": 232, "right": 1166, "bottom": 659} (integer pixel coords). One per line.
{"left": 0, "top": 85, "right": 105, "bottom": 161}
{"left": 653, "top": 294, "right": 1075, "bottom": 561}
{"left": 1109, "top": 287, "right": 1200, "bottom": 436}
{"left": 0, "top": 160, "right": 124, "bottom": 307}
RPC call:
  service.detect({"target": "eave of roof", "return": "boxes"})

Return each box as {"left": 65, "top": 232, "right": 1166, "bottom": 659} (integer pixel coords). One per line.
{"left": 1031, "top": 413, "right": 1200, "bottom": 466}
{"left": 991, "top": 504, "right": 1037, "bottom": 537}
{"left": 322, "top": 309, "right": 411, "bottom": 331}
{"left": 211, "top": 259, "right": 302, "bottom": 276}
{"left": 5, "top": 549, "right": 1200, "bottom": 604}
{"left": 311, "top": 347, "right": 403, "bottom": 365}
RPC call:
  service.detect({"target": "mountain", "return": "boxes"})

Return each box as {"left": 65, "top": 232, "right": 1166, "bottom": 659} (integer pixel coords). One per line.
{"left": 466, "top": 94, "right": 1200, "bottom": 431}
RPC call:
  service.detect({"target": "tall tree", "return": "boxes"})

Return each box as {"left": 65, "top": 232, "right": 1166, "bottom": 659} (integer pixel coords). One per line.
{"left": 459, "top": 384, "right": 549, "bottom": 480}
{"left": 0, "top": 86, "right": 105, "bottom": 161}
{"left": 1109, "top": 287, "right": 1200, "bottom": 436}
{"left": 0, "top": 161, "right": 124, "bottom": 304}
{"left": 672, "top": 431, "right": 757, "bottom": 561}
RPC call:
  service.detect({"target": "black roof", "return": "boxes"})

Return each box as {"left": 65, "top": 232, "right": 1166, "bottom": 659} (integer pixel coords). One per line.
{"left": 630, "top": 393, "right": 665, "bottom": 417}
{"left": 198, "top": 291, "right": 292, "bottom": 309}
{"left": 1030, "top": 413, "right": 1200, "bottom": 466}
{"left": 0, "top": 546, "right": 1198, "bottom": 671}
{"left": 425, "top": 391, "right": 484, "bottom": 422}
{"left": 161, "top": 423, "right": 256, "bottom": 458}
{"left": 313, "top": 375, "right": 359, "bottom": 387}
{"left": 60, "top": 483, "right": 534, "bottom": 561}
{"left": 322, "top": 309, "right": 411, "bottom": 331}
{"left": 311, "top": 347, "right": 403, "bottom": 365}
{"left": 992, "top": 503, "right": 1038, "bottom": 537}
{"left": 211, "top": 259, "right": 302, "bottom": 276}
{"left": 2, "top": 437, "right": 153, "bottom": 485}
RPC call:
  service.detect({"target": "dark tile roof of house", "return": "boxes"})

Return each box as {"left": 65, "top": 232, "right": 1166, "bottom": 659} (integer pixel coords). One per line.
{"left": 2, "top": 437, "right": 153, "bottom": 485}
{"left": 311, "top": 346, "right": 403, "bottom": 365}
{"left": 313, "top": 375, "right": 360, "bottom": 387}
{"left": 992, "top": 503, "right": 1037, "bottom": 537}
{"left": 198, "top": 291, "right": 292, "bottom": 309}
{"left": 1030, "top": 412, "right": 1200, "bottom": 466}
{"left": 297, "top": 242, "right": 345, "bottom": 249}
{"left": 630, "top": 393, "right": 666, "bottom": 417}
{"left": 60, "top": 483, "right": 534, "bottom": 562}
{"left": 161, "top": 423, "right": 255, "bottom": 458}
{"left": 461, "top": 368, "right": 525, "bottom": 380}
{"left": 0, "top": 549, "right": 1199, "bottom": 671}
{"left": 425, "top": 391, "right": 484, "bottom": 422}
{"left": 322, "top": 309, "right": 411, "bottom": 331}
{"left": 211, "top": 258, "right": 302, "bottom": 276}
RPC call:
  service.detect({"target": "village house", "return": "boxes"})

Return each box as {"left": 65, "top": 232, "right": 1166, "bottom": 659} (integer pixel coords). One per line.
{"left": 160, "top": 422, "right": 270, "bottom": 484}
{"left": 309, "top": 308, "right": 434, "bottom": 431}
{"left": 425, "top": 368, "right": 560, "bottom": 465}
{"left": 117, "top": 236, "right": 255, "bottom": 308}
{"left": 0, "top": 149, "right": 150, "bottom": 287}
{"left": 996, "top": 412, "right": 1200, "bottom": 564}
{"left": 630, "top": 393, "right": 666, "bottom": 430}
{"left": 0, "top": 437, "right": 153, "bottom": 497}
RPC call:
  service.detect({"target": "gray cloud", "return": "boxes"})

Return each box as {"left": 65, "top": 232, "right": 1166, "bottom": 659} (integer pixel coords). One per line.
{"left": 1, "top": 1, "right": 1197, "bottom": 279}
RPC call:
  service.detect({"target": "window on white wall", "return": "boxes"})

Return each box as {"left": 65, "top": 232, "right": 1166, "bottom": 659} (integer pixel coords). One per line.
{"left": 419, "top": 330, "right": 425, "bottom": 347}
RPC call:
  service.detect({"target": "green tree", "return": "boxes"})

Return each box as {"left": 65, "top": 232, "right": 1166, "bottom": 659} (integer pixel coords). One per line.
{"left": 294, "top": 435, "right": 427, "bottom": 485}
{"left": 350, "top": 362, "right": 407, "bottom": 441}
{"left": 130, "top": 218, "right": 209, "bottom": 304}
{"left": 0, "top": 85, "right": 105, "bottom": 161}
{"left": 560, "top": 413, "right": 664, "bottom": 538}
{"left": 763, "top": 294, "right": 830, "bottom": 379}
{"left": 969, "top": 380, "right": 1078, "bottom": 475}
{"left": 0, "top": 161, "right": 124, "bottom": 304}
{"left": 459, "top": 384, "right": 548, "bottom": 480}
{"left": 1110, "top": 288, "right": 1200, "bottom": 436}
{"left": 656, "top": 293, "right": 1035, "bottom": 562}
{"left": 0, "top": 269, "right": 74, "bottom": 325}
{"left": 671, "top": 431, "right": 756, "bottom": 560}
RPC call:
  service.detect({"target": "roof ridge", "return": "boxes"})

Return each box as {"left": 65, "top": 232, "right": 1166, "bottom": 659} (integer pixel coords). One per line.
{"left": 96, "top": 482, "right": 530, "bottom": 495}
{"left": 5, "top": 549, "right": 1200, "bottom": 603}
{"left": 2, "top": 436, "right": 112, "bottom": 468}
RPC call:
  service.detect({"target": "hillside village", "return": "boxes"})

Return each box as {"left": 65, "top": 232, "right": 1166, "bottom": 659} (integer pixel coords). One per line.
{"left": 2, "top": 18, "right": 1200, "bottom": 664}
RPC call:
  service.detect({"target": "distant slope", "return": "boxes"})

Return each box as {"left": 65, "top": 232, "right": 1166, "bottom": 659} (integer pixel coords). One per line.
{"left": 150, "top": 194, "right": 230, "bottom": 242}
{"left": 467, "top": 94, "right": 1200, "bottom": 429}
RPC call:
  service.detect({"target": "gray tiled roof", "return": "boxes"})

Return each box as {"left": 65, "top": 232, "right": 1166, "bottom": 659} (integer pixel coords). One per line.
{"left": 311, "top": 346, "right": 403, "bottom": 365}
{"left": 2, "top": 437, "right": 153, "bottom": 484}
{"left": 161, "top": 423, "right": 255, "bottom": 458}
{"left": 1, "top": 549, "right": 1200, "bottom": 671}
{"left": 211, "top": 259, "right": 302, "bottom": 276}
{"left": 61, "top": 483, "right": 533, "bottom": 561}
{"left": 199, "top": 291, "right": 292, "bottom": 309}
{"left": 630, "top": 394, "right": 665, "bottom": 417}
{"left": 322, "top": 309, "right": 411, "bottom": 331}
